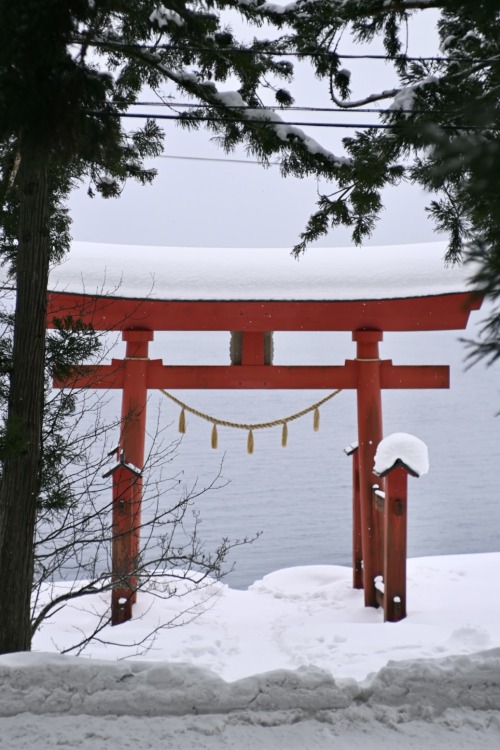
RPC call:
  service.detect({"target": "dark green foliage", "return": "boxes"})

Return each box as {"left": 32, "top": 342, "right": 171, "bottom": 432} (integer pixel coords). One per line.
{"left": 0, "top": 152, "right": 73, "bottom": 268}
{"left": 43, "top": 315, "right": 103, "bottom": 512}
{"left": 0, "top": 309, "right": 102, "bottom": 511}
{"left": 273, "top": 1, "right": 500, "bottom": 364}
{"left": 269, "top": 1, "right": 498, "bottom": 261}
{"left": 47, "top": 317, "right": 101, "bottom": 384}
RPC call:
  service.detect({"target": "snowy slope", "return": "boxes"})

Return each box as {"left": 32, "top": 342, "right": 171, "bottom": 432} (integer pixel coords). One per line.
{"left": 0, "top": 554, "right": 496, "bottom": 749}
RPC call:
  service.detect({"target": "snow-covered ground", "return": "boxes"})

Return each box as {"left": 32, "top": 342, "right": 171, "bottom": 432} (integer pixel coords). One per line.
{"left": 1, "top": 553, "right": 498, "bottom": 748}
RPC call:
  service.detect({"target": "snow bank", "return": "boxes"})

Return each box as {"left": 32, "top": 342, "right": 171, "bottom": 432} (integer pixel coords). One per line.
{"left": 0, "top": 649, "right": 499, "bottom": 748}
{"left": 1, "top": 648, "right": 500, "bottom": 719}
{"left": 37, "top": 240, "right": 476, "bottom": 301}
{"left": 33, "top": 555, "right": 500, "bottom": 683}
{"left": 4, "top": 554, "right": 499, "bottom": 748}
{"left": 0, "top": 654, "right": 357, "bottom": 717}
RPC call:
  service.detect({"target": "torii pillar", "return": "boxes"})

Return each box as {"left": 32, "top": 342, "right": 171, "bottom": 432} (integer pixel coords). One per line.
{"left": 108, "top": 330, "right": 153, "bottom": 623}
{"left": 353, "top": 331, "right": 384, "bottom": 607}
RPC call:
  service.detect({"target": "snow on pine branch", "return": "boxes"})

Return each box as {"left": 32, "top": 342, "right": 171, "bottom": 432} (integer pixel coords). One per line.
{"left": 75, "top": 24, "right": 349, "bottom": 168}
{"left": 389, "top": 75, "right": 440, "bottom": 115}
{"left": 331, "top": 86, "right": 401, "bottom": 110}
{"left": 214, "top": 90, "right": 349, "bottom": 165}
{"left": 235, "top": 0, "right": 299, "bottom": 14}
{"left": 120, "top": 42, "right": 350, "bottom": 167}
{"left": 234, "top": 0, "right": 440, "bottom": 20}
{"left": 150, "top": 4, "right": 186, "bottom": 28}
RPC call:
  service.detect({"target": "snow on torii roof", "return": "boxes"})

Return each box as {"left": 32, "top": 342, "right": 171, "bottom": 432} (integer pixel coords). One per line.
{"left": 48, "top": 240, "right": 474, "bottom": 302}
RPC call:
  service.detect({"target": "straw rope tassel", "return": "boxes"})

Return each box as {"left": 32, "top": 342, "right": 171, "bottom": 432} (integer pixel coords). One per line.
{"left": 247, "top": 430, "right": 254, "bottom": 454}
{"left": 159, "top": 388, "right": 342, "bottom": 453}
{"left": 211, "top": 423, "right": 218, "bottom": 450}
{"left": 313, "top": 407, "right": 320, "bottom": 432}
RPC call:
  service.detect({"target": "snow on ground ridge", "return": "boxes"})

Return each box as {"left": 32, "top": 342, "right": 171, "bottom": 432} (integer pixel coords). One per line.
{"left": 2, "top": 554, "right": 499, "bottom": 748}
{"left": 0, "top": 647, "right": 499, "bottom": 719}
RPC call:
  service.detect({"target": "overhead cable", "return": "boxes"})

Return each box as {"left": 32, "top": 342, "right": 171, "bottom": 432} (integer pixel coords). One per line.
{"left": 85, "top": 40, "right": 500, "bottom": 64}
{"left": 125, "top": 101, "right": 463, "bottom": 116}
{"left": 89, "top": 110, "right": 498, "bottom": 131}
{"left": 158, "top": 153, "right": 276, "bottom": 165}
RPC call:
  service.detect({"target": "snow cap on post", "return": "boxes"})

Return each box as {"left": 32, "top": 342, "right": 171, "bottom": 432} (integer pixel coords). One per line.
{"left": 373, "top": 433, "right": 429, "bottom": 478}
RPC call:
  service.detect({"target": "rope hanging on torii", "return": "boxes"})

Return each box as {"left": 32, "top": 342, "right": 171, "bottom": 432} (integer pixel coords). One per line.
{"left": 159, "top": 388, "right": 343, "bottom": 453}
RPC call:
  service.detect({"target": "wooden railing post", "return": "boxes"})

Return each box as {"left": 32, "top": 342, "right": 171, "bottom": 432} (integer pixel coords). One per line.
{"left": 345, "top": 442, "right": 363, "bottom": 589}
{"left": 383, "top": 465, "right": 408, "bottom": 622}
{"left": 373, "top": 432, "right": 428, "bottom": 623}
{"left": 104, "top": 457, "right": 142, "bottom": 626}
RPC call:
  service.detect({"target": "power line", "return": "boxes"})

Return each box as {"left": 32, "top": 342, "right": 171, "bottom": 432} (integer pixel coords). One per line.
{"left": 158, "top": 153, "right": 277, "bottom": 165}
{"left": 127, "top": 101, "right": 466, "bottom": 117}
{"left": 91, "top": 110, "right": 497, "bottom": 131}
{"left": 86, "top": 40, "right": 500, "bottom": 64}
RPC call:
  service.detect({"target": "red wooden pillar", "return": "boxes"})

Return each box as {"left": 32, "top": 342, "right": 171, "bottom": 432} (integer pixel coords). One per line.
{"left": 383, "top": 465, "right": 408, "bottom": 622}
{"left": 107, "top": 460, "right": 141, "bottom": 625}
{"left": 353, "top": 330, "right": 384, "bottom": 607}
{"left": 119, "top": 329, "right": 153, "bottom": 605}
{"left": 345, "top": 443, "right": 363, "bottom": 589}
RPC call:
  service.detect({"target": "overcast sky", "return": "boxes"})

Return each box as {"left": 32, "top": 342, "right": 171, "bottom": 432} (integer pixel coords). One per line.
{"left": 68, "top": 8, "right": 442, "bottom": 250}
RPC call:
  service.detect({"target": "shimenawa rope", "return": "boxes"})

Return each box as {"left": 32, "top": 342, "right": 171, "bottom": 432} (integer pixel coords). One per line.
{"left": 159, "top": 388, "right": 342, "bottom": 453}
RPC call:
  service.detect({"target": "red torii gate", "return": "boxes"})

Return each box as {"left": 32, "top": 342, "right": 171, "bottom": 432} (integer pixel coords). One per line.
{"left": 47, "top": 288, "right": 481, "bottom": 624}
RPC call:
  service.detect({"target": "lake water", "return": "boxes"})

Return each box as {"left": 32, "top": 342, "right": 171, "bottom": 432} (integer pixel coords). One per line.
{"left": 110, "top": 306, "right": 500, "bottom": 589}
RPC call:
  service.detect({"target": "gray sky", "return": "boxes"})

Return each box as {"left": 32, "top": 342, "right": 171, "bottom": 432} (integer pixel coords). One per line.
{"left": 68, "top": 9, "right": 442, "bottom": 249}
{"left": 69, "top": 136, "right": 442, "bottom": 249}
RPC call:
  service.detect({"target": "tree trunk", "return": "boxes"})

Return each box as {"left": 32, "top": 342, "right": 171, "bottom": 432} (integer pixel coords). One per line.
{"left": 0, "top": 144, "right": 51, "bottom": 653}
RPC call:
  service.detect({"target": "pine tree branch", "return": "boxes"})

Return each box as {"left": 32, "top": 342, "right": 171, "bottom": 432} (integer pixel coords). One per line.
{"left": 330, "top": 86, "right": 402, "bottom": 109}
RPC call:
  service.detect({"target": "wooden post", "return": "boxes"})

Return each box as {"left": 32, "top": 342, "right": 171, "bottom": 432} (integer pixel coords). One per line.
{"left": 345, "top": 443, "right": 363, "bottom": 589}
{"left": 353, "top": 330, "right": 384, "bottom": 607}
{"left": 107, "top": 460, "right": 141, "bottom": 625}
{"left": 383, "top": 465, "right": 409, "bottom": 622}
{"left": 119, "top": 329, "right": 153, "bottom": 607}
{"left": 352, "top": 448, "right": 363, "bottom": 589}
{"left": 241, "top": 331, "right": 266, "bottom": 365}
{"left": 374, "top": 434, "right": 427, "bottom": 623}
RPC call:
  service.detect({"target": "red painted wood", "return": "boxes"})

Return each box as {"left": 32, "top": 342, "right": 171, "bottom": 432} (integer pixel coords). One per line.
{"left": 354, "top": 331, "right": 384, "bottom": 607}
{"left": 380, "top": 362, "right": 449, "bottom": 389}
{"left": 56, "top": 361, "right": 449, "bottom": 391}
{"left": 372, "top": 485, "right": 385, "bottom": 590}
{"left": 111, "top": 464, "right": 136, "bottom": 625}
{"left": 351, "top": 449, "right": 363, "bottom": 589}
{"left": 120, "top": 332, "right": 152, "bottom": 465}
{"left": 241, "top": 332, "right": 265, "bottom": 365}
{"left": 383, "top": 466, "right": 408, "bottom": 622}
{"left": 53, "top": 362, "right": 124, "bottom": 390}
{"left": 119, "top": 331, "right": 152, "bottom": 606}
{"left": 47, "top": 291, "right": 481, "bottom": 332}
